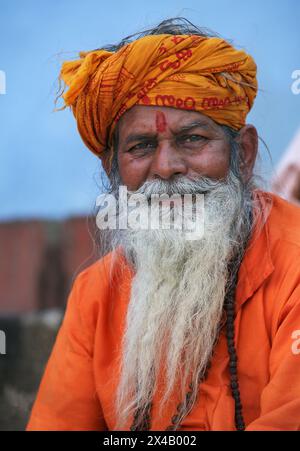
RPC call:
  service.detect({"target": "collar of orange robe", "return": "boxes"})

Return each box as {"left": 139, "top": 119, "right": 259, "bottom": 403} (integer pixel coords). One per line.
{"left": 57, "top": 34, "right": 258, "bottom": 173}
{"left": 235, "top": 189, "right": 275, "bottom": 312}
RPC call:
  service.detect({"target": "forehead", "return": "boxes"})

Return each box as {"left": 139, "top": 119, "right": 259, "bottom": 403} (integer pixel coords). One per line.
{"left": 117, "top": 105, "right": 220, "bottom": 134}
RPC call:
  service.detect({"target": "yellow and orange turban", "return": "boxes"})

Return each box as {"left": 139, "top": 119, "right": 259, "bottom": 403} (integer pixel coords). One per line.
{"left": 58, "top": 34, "right": 257, "bottom": 172}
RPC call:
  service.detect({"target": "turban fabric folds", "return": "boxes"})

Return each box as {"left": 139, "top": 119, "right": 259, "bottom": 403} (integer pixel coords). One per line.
{"left": 58, "top": 34, "right": 258, "bottom": 172}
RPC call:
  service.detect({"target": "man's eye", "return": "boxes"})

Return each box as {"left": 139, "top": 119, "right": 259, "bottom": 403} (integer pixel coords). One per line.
{"left": 128, "top": 142, "right": 156, "bottom": 152}
{"left": 180, "top": 134, "right": 207, "bottom": 143}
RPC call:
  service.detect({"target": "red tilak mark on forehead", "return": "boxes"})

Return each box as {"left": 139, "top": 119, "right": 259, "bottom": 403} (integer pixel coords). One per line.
{"left": 155, "top": 112, "right": 167, "bottom": 133}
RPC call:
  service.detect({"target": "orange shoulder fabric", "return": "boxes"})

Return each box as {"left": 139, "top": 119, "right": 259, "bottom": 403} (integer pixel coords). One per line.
{"left": 243, "top": 193, "right": 300, "bottom": 430}
{"left": 245, "top": 283, "right": 300, "bottom": 430}
{"left": 26, "top": 268, "right": 107, "bottom": 431}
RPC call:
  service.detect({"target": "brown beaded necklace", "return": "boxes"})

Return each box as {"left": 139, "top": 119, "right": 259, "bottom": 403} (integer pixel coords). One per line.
{"left": 130, "top": 252, "right": 246, "bottom": 432}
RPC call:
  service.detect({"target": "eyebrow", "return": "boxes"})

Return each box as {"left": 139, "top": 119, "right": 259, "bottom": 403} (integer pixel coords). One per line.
{"left": 178, "top": 120, "right": 212, "bottom": 132}
{"left": 124, "top": 121, "right": 212, "bottom": 145}
{"left": 125, "top": 133, "right": 156, "bottom": 145}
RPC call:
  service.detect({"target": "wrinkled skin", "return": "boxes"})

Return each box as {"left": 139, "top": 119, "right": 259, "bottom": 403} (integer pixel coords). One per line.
{"left": 116, "top": 105, "right": 258, "bottom": 190}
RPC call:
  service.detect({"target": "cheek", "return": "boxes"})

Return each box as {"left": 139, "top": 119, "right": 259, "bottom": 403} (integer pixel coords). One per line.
{"left": 118, "top": 153, "right": 150, "bottom": 190}
{"left": 187, "top": 145, "right": 230, "bottom": 179}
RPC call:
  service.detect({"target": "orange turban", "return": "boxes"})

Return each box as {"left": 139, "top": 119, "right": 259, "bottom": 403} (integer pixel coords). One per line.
{"left": 58, "top": 34, "right": 257, "bottom": 172}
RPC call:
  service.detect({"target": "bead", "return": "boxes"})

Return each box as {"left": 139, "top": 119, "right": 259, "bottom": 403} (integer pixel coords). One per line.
{"left": 234, "top": 392, "right": 241, "bottom": 401}
{"left": 171, "top": 414, "right": 180, "bottom": 424}
{"left": 176, "top": 402, "right": 184, "bottom": 412}
{"left": 237, "top": 419, "right": 245, "bottom": 426}
{"left": 186, "top": 391, "right": 192, "bottom": 400}
{"left": 229, "top": 352, "right": 237, "bottom": 360}
{"left": 232, "top": 388, "right": 241, "bottom": 397}
{"left": 226, "top": 310, "right": 235, "bottom": 317}
{"left": 236, "top": 416, "right": 245, "bottom": 426}
{"left": 227, "top": 346, "right": 235, "bottom": 354}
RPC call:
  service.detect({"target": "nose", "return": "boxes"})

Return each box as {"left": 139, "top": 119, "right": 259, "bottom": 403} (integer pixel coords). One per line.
{"left": 149, "top": 140, "right": 188, "bottom": 180}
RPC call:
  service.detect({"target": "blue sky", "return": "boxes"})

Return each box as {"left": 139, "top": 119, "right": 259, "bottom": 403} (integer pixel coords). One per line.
{"left": 0, "top": 0, "right": 299, "bottom": 219}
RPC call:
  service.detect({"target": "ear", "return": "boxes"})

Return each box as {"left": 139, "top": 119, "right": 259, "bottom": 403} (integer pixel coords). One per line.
{"left": 100, "top": 149, "right": 113, "bottom": 175}
{"left": 235, "top": 124, "right": 258, "bottom": 183}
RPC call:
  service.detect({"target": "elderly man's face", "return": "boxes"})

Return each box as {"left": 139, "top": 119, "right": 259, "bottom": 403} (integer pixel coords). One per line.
{"left": 116, "top": 105, "right": 231, "bottom": 190}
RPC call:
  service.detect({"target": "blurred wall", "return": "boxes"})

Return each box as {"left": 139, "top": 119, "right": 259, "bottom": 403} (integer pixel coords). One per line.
{"left": 0, "top": 217, "right": 98, "bottom": 430}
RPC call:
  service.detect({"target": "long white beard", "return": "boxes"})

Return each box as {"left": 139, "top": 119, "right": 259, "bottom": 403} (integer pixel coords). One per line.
{"left": 112, "top": 171, "right": 252, "bottom": 430}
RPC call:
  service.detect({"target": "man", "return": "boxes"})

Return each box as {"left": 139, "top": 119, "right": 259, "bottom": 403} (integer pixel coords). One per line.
{"left": 27, "top": 18, "right": 300, "bottom": 431}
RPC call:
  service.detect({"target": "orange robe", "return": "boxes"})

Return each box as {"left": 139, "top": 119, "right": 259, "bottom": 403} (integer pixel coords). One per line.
{"left": 26, "top": 190, "right": 300, "bottom": 431}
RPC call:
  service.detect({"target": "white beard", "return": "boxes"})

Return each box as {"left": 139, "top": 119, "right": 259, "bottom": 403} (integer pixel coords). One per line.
{"left": 112, "top": 171, "right": 253, "bottom": 430}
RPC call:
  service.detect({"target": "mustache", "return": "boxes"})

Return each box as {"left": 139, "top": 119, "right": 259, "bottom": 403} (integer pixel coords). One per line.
{"left": 127, "top": 175, "right": 225, "bottom": 199}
